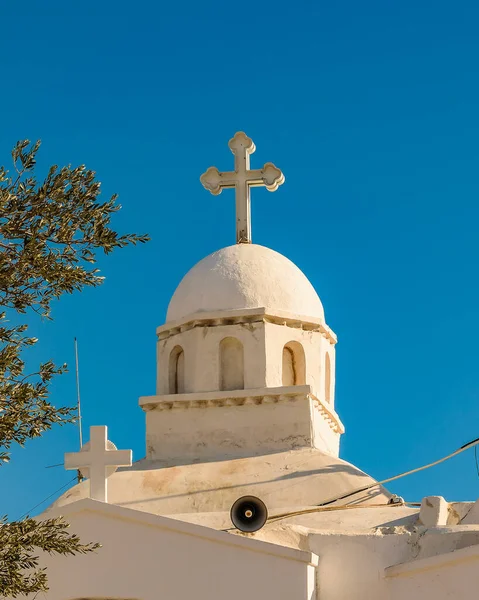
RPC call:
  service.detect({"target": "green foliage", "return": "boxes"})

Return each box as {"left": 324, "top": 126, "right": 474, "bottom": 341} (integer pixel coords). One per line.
{"left": 0, "top": 140, "right": 149, "bottom": 597}
{"left": 0, "top": 516, "right": 101, "bottom": 598}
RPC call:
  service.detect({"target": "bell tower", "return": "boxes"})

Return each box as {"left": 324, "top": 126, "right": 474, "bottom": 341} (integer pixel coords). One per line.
{"left": 139, "top": 134, "right": 344, "bottom": 467}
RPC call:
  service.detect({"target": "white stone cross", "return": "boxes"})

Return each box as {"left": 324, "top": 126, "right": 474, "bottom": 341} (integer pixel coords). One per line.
{"left": 200, "top": 132, "right": 285, "bottom": 244}
{"left": 64, "top": 425, "right": 132, "bottom": 503}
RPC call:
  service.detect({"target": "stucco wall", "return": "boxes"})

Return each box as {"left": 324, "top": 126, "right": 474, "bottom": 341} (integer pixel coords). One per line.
{"left": 308, "top": 532, "right": 411, "bottom": 600}
{"left": 306, "top": 525, "right": 479, "bottom": 600}
{"left": 156, "top": 319, "right": 335, "bottom": 405}
{"left": 311, "top": 398, "right": 341, "bottom": 456}
{"left": 32, "top": 503, "right": 317, "bottom": 600}
{"left": 145, "top": 391, "right": 315, "bottom": 462}
{"left": 264, "top": 322, "right": 335, "bottom": 406}
{"left": 156, "top": 322, "right": 268, "bottom": 394}
{"left": 386, "top": 544, "right": 479, "bottom": 599}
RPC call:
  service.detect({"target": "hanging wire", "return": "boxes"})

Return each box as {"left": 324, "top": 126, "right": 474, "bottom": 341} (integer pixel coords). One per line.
{"left": 315, "top": 436, "right": 479, "bottom": 509}
{"left": 17, "top": 476, "right": 78, "bottom": 521}
{"left": 226, "top": 436, "right": 479, "bottom": 529}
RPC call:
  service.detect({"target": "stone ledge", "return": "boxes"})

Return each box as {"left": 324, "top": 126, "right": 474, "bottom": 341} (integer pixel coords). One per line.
{"left": 385, "top": 543, "right": 479, "bottom": 578}
{"left": 139, "top": 385, "right": 344, "bottom": 435}
{"left": 156, "top": 307, "right": 337, "bottom": 344}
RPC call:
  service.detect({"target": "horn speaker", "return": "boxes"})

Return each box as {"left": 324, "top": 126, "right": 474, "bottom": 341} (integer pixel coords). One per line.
{"left": 230, "top": 496, "right": 268, "bottom": 532}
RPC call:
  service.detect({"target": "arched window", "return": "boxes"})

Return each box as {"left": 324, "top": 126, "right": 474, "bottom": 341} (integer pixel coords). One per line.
{"left": 325, "top": 352, "right": 331, "bottom": 402}
{"left": 219, "top": 337, "right": 244, "bottom": 391}
{"left": 169, "top": 345, "right": 185, "bottom": 394}
{"left": 282, "top": 342, "right": 306, "bottom": 386}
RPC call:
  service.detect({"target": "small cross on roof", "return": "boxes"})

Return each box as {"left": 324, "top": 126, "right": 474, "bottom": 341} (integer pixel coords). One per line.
{"left": 64, "top": 425, "right": 132, "bottom": 503}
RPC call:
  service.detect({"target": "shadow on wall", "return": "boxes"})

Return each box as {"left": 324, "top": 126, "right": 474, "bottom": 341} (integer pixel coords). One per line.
{"left": 282, "top": 341, "right": 306, "bottom": 386}
{"left": 169, "top": 345, "right": 185, "bottom": 394}
{"left": 115, "top": 460, "right": 386, "bottom": 508}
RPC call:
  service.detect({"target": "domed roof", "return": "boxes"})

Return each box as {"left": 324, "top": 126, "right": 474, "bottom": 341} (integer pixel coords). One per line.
{"left": 166, "top": 244, "right": 324, "bottom": 322}
{"left": 50, "top": 449, "right": 392, "bottom": 520}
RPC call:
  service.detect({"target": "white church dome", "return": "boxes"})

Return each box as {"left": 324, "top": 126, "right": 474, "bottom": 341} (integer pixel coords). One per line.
{"left": 166, "top": 244, "right": 324, "bottom": 322}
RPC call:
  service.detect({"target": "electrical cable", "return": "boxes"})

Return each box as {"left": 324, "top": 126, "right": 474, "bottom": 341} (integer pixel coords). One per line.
{"left": 267, "top": 501, "right": 404, "bottom": 524}
{"left": 316, "top": 436, "right": 479, "bottom": 509}
{"left": 17, "top": 476, "right": 77, "bottom": 521}
{"left": 223, "top": 500, "right": 423, "bottom": 531}
{"left": 255, "top": 438, "right": 479, "bottom": 522}
{"left": 236, "top": 437, "right": 479, "bottom": 529}
{"left": 225, "top": 439, "right": 479, "bottom": 532}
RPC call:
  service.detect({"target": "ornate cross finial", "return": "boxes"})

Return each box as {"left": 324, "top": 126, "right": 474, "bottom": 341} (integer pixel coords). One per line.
{"left": 64, "top": 425, "right": 132, "bottom": 503}
{"left": 200, "top": 132, "right": 285, "bottom": 244}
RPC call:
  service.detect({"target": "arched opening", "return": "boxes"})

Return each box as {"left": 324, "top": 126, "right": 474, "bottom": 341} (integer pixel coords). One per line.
{"left": 325, "top": 352, "right": 331, "bottom": 402}
{"left": 169, "top": 345, "right": 185, "bottom": 394}
{"left": 282, "top": 342, "right": 306, "bottom": 386}
{"left": 282, "top": 346, "right": 295, "bottom": 386}
{"left": 220, "top": 337, "right": 244, "bottom": 391}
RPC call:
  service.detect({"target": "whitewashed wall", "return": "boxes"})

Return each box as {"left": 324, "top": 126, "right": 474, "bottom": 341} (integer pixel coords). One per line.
{"left": 28, "top": 501, "right": 317, "bottom": 600}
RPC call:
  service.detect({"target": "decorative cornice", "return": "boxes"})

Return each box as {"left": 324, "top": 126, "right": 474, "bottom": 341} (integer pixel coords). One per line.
{"left": 156, "top": 308, "right": 337, "bottom": 345}
{"left": 139, "top": 385, "right": 344, "bottom": 435}
{"left": 311, "top": 394, "right": 345, "bottom": 434}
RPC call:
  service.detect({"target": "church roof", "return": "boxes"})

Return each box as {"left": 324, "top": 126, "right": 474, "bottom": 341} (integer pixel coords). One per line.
{"left": 49, "top": 448, "right": 391, "bottom": 525}
{"left": 166, "top": 244, "right": 325, "bottom": 323}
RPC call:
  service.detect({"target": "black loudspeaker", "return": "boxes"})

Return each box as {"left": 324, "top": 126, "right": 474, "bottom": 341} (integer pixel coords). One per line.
{"left": 230, "top": 496, "right": 268, "bottom": 532}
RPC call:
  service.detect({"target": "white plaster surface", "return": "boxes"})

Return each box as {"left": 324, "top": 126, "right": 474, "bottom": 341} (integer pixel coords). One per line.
{"left": 277, "top": 524, "right": 479, "bottom": 600}
{"left": 156, "top": 317, "right": 335, "bottom": 404}
{"left": 142, "top": 385, "right": 342, "bottom": 462}
{"left": 386, "top": 544, "right": 479, "bottom": 600}
{"left": 461, "top": 498, "right": 479, "bottom": 524}
{"left": 45, "top": 487, "right": 479, "bottom": 600}
{"left": 166, "top": 244, "right": 325, "bottom": 322}
{"left": 34, "top": 500, "right": 317, "bottom": 600}
{"left": 419, "top": 496, "right": 449, "bottom": 527}
{"left": 51, "top": 447, "right": 390, "bottom": 516}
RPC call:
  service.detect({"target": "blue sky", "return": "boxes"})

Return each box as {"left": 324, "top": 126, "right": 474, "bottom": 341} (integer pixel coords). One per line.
{"left": 1, "top": 0, "right": 479, "bottom": 518}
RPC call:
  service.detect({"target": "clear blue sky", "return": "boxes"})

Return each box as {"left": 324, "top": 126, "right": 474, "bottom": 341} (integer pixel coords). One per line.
{"left": 1, "top": 0, "right": 479, "bottom": 519}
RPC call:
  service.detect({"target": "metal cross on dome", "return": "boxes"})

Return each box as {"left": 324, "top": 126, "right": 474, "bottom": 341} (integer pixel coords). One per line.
{"left": 64, "top": 425, "right": 132, "bottom": 503}
{"left": 200, "top": 132, "right": 285, "bottom": 244}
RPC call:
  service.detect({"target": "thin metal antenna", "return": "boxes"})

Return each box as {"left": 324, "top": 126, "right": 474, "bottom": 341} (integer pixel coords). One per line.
{"left": 74, "top": 337, "right": 83, "bottom": 449}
